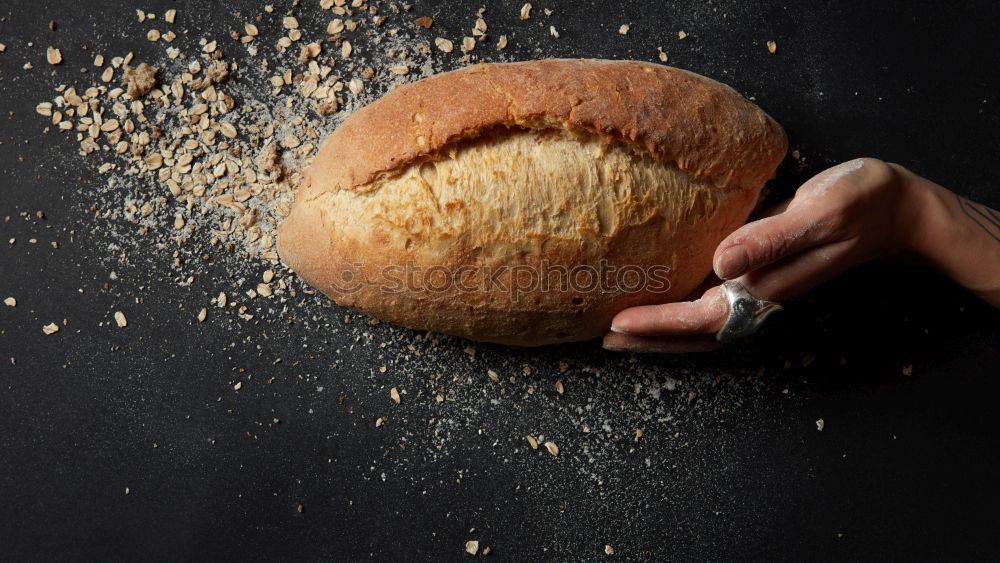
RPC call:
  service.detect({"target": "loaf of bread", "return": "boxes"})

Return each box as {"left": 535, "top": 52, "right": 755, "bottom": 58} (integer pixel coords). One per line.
{"left": 277, "top": 59, "right": 787, "bottom": 346}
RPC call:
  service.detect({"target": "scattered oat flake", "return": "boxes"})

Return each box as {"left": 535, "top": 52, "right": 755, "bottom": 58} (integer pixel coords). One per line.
{"left": 165, "top": 9, "right": 176, "bottom": 23}
{"left": 434, "top": 37, "right": 453, "bottom": 53}
{"left": 283, "top": 16, "right": 299, "bottom": 29}
{"left": 415, "top": 16, "right": 433, "bottom": 28}
{"left": 549, "top": 25, "right": 559, "bottom": 39}
{"left": 465, "top": 541, "right": 479, "bottom": 556}
{"left": 657, "top": 47, "right": 668, "bottom": 62}
{"left": 234, "top": 381, "right": 242, "bottom": 391}
{"left": 554, "top": 380, "right": 564, "bottom": 395}
{"left": 497, "top": 35, "right": 508, "bottom": 49}
{"left": 460, "top": 37, "right": 475, "bottom": 52}
{"left": 3, "top": 297, "right": 15, "bottom": 307}
{"left": 605, "top": 545, "right": 615, "bottom": 555}
{"left": 618, "top": 24, "right": 630, "bottom": 35}
{"left": 526, "top": 435, "right": 538, "bottom": 449}
{"left": 375, "top": 417, "right": 385, "bottom": 428}
{"left": 816, "top": 418, "right": 825, "bottom": 431}
{"left": 46, "top": 46, "right": 62, "bottom": 65}
{"left": 520, "top": 3, "right": 532, "bottom": 20}
{"left": 217, "top": 292, "right": 227, "bottom": 307}
{"left": 767, "top": 40, "right": 777, "bottom": 54}
{"left": 678, "top": 30, "right": 688, "bottom": 39}
{"left": 544, "top": 441, "right": 559, "bottom": 456}
{"left": 197, "top": 308, "right": 208, "bottom": 322}
{"left": 388, "top": 64, "right": 408, "bottom": 75}
{"left": 390, "top": 387, "right": 401, "bottom": 404}
{"left": 42, "top": 323, "right": 60, "bottom": 335}
{"left": 114, "top": 311, "right": 127, "bottom": 328}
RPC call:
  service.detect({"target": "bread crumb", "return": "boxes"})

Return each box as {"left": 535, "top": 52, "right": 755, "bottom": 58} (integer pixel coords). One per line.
{"left": 465, "top": 541, "right": 479, "bottom": 555}
{"left": 114, "top": 311, "right": 128, "bottom": 328}
{"left": 122, "top": 63, "right": 158, "bottom": 98}
{"left": 257, "top": 142, "right": 283, "bottom": 178}
{"left": 815, "top": 418, "right": 825, "bottom": 431}
{"left": 42, "top": 323, "right": 60, "bottom": 335}
{"left": 203, "top": 61, "right": 230, "bottom": 86}
{"left": 767, "top": 40, "right": 777, "bottom": 54}
{"left": 677, "top": 30, "right": 688, "bottom": 39}
{"left": 3, "top": 297, "right": 15, "bottom": 307}
{"left": 618, "top": 24, "right": 630, "bottom": 35}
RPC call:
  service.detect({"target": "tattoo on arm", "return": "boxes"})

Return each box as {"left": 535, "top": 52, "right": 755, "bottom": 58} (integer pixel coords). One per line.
{"left": 956, "top": 194, "right": 1000, "bottom": 244}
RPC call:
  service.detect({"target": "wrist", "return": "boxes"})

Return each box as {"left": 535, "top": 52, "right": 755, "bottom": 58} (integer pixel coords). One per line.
{"left": 886, "top": 163, "right": 948, "bottom": 259}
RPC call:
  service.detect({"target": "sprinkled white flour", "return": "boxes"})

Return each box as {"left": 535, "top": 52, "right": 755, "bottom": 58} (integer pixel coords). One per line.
{"left": 25, "top": 2, "right": 798, "bottom": 557}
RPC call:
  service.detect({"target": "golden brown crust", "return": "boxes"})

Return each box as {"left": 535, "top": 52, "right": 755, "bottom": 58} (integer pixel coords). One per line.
{"left": 300, "top": 59, "right": 786, "bottom": 202}
{"left": 278, "top": 59, "right": 788, "bottom": 346}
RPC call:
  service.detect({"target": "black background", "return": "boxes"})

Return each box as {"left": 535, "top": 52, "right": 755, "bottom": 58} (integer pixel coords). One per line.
{"left": 1, "top": 0, "right": 999, "bottom": 561}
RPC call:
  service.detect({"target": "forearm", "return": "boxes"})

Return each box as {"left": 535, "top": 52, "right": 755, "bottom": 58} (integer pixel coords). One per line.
{"left": 896, "top": 166, "right": 1000, "bottom": 306}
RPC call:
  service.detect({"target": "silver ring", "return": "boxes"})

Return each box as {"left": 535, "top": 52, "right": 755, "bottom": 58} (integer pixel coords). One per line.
{"left": 715, "top": 280, "right": 783, "bottom": 342}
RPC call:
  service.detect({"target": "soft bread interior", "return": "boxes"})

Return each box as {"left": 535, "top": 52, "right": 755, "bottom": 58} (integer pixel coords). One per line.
{"left": 311, "top": 127, "right": 724, "bottom": 260}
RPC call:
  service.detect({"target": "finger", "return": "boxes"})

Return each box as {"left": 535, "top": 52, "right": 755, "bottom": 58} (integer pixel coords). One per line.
{"left": 610, "top": 285, "right": 729, "bottom": 336}
{"left": 740, "top": 238, "right": 857, "bottom": 302}
{"left": 602, "top": 331, "right": 722, "bottom": 354}
{"left": 610, "top": 239, "right": 860, "bottom": 339}
{"left": 713, "top": 206, "right": 837, "bottom": 280}
{"left": 683, "top": 271, "right": 721, "bottom": 301}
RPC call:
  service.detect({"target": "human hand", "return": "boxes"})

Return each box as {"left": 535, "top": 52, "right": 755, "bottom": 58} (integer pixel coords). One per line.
{"left": 603, "top": 157, "right": 920, "bottom": 353}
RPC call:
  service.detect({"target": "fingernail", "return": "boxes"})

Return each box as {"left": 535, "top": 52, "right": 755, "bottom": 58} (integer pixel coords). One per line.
{"left": 609, "top": 323, "right": 627, "bottom": 334}
{"left": 716, "top": 246, "right": 748, "bottom": 279}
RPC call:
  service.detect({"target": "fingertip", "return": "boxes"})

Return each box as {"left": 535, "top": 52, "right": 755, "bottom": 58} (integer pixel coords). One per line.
{"left": 714, "top": 245, "right": 749, "bottom": 279}
{"left": 601, "top": 331, "right": 629, "bottom": 351}
{"left": 608, "top": 309, "right": 637, "bottom": 334}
